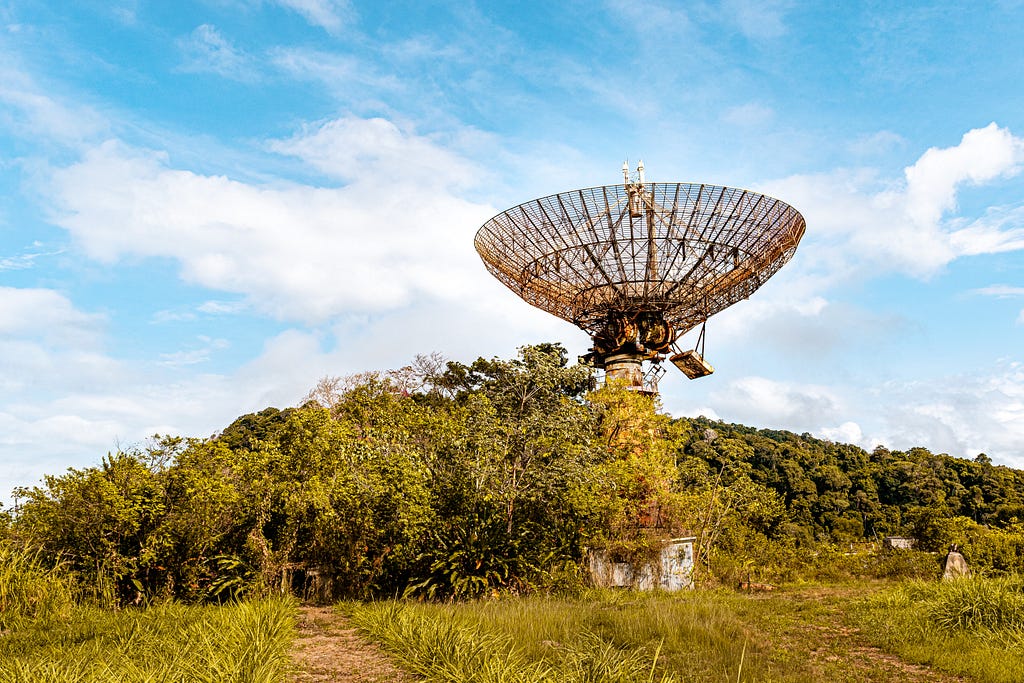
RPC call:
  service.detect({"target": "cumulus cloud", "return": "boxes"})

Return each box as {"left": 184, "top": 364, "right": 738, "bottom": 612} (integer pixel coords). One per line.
{"left": 820, "top": 421, "right": 864, "bottom": 445}
{"left": 48, "top": 118, "right": 498, "bottom": 323}
{"left": 0, "top": 287, "right": 103, "bottom": 346}
{"left": 666, "top": 360, "right": 1024, "bottom": 468}
{"left": 904, "top": 124, "right": 1023, "bottom": 227}
{"left": 870, "top": 362, "right": 1024, "bottom": 461}
{"left": 0, "top": 323, "right": 323, "bottom": 502}
{"left": 707, "top": 376, "right": 844, "bottom": 431}
{"left": 268, "top": 117, "right": 481, "bottom": 188}
{"left": 761, "top": 123, "right": 1024, "bottom": 278}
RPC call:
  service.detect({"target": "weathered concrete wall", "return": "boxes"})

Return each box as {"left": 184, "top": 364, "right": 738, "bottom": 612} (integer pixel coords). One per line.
{"left": 882, "top": 536, "right": 916, "bottom": 550}
{"left": 588, "top": 537, "right": 695, "bottom": 591}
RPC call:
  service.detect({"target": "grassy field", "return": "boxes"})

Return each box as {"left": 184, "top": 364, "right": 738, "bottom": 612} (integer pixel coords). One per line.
{"left": 5, "top": 533, "right": 1023, "bottom": 683}
{"left": 858, "top": 576, "right": 1024, "bottom": 682}
{"left": 348, "top": 579, "right": 1024, "bottom": 682}
{"left": 0, "top": 599, "right": 295, "bottom": 683}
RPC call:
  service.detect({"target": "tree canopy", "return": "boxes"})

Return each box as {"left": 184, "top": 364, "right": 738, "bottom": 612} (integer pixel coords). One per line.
{"left": 6, "top": 344, "right": 1024, "bottom": 603}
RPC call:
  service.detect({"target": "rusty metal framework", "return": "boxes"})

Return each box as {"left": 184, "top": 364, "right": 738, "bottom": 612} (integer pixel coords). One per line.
{"left": 475, "top": 166, "right": 806, "bottom": 387}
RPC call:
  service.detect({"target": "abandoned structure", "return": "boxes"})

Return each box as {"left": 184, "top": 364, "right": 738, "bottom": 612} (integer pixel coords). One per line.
{"left": 475, "top": 162, "right": 806, "bottom": 393}
{"left": 882, "top": 536, "right": 917, "bottom": 551}
{"left": 587, "top": 538, "right": 696, "bottom": 591}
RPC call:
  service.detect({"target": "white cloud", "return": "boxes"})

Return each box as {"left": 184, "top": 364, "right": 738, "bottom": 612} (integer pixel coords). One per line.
{"left": 970, "top": 285, "right": 1024, "bottom": 297}
{"left": 0, "top": 326, "right": 313, "bottom": 502}
{"left": 820, "top": 420, "right": 864, "bottom": 444}
{"left": 708, "top": 376, "right": 843, "bottom": 431}
{"left": 48, "top": 118, "right": 498, "bottom": 323}
{"left": 270, "top": 47, "right": 402, "bottom": 101}
{"left": 177, "top": 24, "right": 257, "bottom": 81}
{"left": 159, "top": 337, "right": 229, "bottom": 367}
{"left": 271, "top": 0, "right": 352, "bottom": 34}
{"left": 0, "top": 287, "right": 103, "bottom": 346}
{"left": 0, "top": 66, "right": 107, "bottom": 145}
{"left": 666, "top": 361, "right": 1024, "bottom": 468}
{"left": 904, "top": 123, "right": 1024, "bottom": 227}
{"left": 197, "top": 299, "right": 248, "bottom": 315}
{"left": 761, "top": 123, "right": 1024, "bottom": 278}
{"left": 870, "top": 362, "right": 1024, "bottom": 462}
{"left": 268, "top": 117, "right": 481, "bottom": 188}
{"left": 949, "top": 205, "right": 1024, "bottom": 255}
{"left": 0, "top": 245, "right": 63, "bottom": 271}
{"left": 606, "top": 0, "right": 692, "bottom": 34}
{"left": 151, "top": 309, "right": 196, "bottom": 323}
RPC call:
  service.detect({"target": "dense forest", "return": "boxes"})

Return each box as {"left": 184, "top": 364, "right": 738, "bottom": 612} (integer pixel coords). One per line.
{"left": 4, "top": 344, "right": 1024, "bottom": 604}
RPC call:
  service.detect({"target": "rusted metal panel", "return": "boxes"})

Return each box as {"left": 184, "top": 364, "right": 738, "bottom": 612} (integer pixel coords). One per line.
{"left": 670, "top": 350, "right": 714, "bottom": 379}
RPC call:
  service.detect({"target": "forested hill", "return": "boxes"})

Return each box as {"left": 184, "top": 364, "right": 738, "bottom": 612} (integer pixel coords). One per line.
{"left": 7, "top": 344, "right": 1024, "bottom": 604}
{"left": 678, "top": 416, "right": 1024, "bottom": 545}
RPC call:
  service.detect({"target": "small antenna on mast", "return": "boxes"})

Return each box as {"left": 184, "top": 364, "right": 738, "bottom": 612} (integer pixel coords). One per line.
{"left": 622, "top": 160, "right": 630, "bottom": 184}
{"left": 637, "top": 160, "right": 645, "bottom": 185}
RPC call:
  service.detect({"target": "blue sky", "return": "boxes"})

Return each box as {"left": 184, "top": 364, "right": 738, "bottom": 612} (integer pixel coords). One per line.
{"left": 2, "top": 1, "right": 1024, "bottom": 503}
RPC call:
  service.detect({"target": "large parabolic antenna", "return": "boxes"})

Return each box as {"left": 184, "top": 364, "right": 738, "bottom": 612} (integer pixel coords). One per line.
{"left": 474, "top": 163, "right": 806, "bottom": 392}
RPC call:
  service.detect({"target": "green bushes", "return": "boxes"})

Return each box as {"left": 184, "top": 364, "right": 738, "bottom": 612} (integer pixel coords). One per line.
{"left": 8, "top": 343, "right": 1024, "bottom": 603}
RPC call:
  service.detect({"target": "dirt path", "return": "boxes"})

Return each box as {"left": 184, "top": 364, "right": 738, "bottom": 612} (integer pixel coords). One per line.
{"left": 287, "top": 590, "right": 966, "bottom": 682}
{"left": 289, "top": 607, "right": 416, "bottom": 683}
{"left": 742, "top": 586, "right": 969, "bottom": 682}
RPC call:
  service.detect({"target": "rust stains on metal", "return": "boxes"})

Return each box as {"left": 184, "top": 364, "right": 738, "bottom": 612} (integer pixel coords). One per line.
{"left": 474, "top": 171, "right": 806, "bottom": 388}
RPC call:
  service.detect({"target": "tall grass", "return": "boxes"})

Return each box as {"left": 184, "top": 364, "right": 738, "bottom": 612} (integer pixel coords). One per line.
{"left": 0, "top": 544, "right": 74, "bottom": 629}
{"left": 351, "top": 602, "right": 553, "bottom": 682}
{"left": 924, "top": 575, "right": 1024, "bottom": 632}
{"left": 350, "top": 598, "right": 677, "bottom": 682}
{"left": 859, "top": 575, "right": 1024, "bottom": 682}
{"left": 347, "top": 590, "right": 794, "bottom": 682}
{"left": 0, "top": 598, "right": 295, "bottom": 683}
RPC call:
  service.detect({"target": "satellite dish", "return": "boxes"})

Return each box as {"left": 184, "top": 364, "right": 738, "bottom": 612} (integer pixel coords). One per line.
{"left": 474, "top": 164, "right": 806, "bottom": 393}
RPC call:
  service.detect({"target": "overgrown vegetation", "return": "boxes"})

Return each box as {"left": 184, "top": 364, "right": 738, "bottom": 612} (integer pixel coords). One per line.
{"left": 0, "top": 598, "right": 294, "bottom": 682}
{"left": 5, "top": 343, "right": 1024, "bottom": 603}
{"left": 860, "top": 576, "right": 1024, "bottom": 682}
{"left": 347, "top": 594, "right": 721, "bottom": 682}
{"left": 348, "top": 585, "right": 992, "bottom": 682}
{"left": 0, "top": 545, "right": 74, "bottom": 629}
